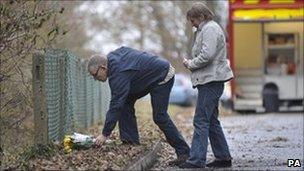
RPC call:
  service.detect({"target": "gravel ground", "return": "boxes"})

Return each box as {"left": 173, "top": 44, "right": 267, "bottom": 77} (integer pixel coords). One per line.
{"left": 152, "top": 110, "right": 304, "bottom": 171}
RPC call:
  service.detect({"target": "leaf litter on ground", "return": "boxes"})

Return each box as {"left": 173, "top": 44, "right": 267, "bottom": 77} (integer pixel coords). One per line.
{"left": 27, "top": 101, "right": 164, "bottom": 170}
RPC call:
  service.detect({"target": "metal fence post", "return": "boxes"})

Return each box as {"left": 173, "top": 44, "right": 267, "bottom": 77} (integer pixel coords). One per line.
{"left": 75, "top": 59, "right": 81, "bottom": 129}
{"left": 58, "top": 56, "right": 66, "bottom": 141}
{"left": 89, "top": 78, "right": 94, "bottom": 127}
{"left": 82, "top": 61, "right": 88, "bottom": 129}
{"left": 32, "top": 52, "right": 49, "bottom": 145}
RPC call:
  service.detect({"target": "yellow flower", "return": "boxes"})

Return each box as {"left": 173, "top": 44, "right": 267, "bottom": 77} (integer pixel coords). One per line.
{"left": 64, "top": 136, "right": 72, "bottom": 143}
{"left": 63, "top": 135, "right": 73, "bottom": 153}
{"left": 64, "top": 146, "right": 72, "bottom": 153}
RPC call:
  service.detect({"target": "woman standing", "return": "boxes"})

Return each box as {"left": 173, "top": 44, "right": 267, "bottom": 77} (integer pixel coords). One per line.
{"left": 180, "top": 2, "right": 233, "bottom": 169}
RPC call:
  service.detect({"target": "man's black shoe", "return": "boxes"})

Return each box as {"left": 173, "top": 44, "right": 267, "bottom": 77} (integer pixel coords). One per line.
{"left": 206, "top": 159, "right": 232, "bottom": 168}
{"left": 121, "top": 140, "right": 140, "bottom": 145}
{"left": 179, "top": 162, "right": 203, "bottom": 168}
{"left": 168, "top": 154, "right": 189, "bottom": 166}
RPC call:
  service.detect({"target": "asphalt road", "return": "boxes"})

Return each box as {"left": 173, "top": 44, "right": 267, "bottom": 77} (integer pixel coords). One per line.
{"left": 153, "top": 112, "right": 304, "bottom": 171}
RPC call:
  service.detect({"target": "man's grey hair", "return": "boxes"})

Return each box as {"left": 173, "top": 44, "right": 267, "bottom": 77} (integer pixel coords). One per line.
{"left": 87, "top": 54, "right": 107, "bottom": 71}
{"left": 186, "top": 2, "right": 214, "bottom": 21}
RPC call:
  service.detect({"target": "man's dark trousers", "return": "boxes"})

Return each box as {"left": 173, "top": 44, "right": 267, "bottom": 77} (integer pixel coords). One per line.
{"left": 119, "top": 77, "right": 190, "bottom": 156}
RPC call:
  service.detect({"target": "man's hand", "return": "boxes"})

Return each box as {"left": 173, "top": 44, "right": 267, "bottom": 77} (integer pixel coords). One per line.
{"left": 183, "top": 58, "right": 189, "bottom": 68}
{"left": 94, "top": 134, "right": 108, "bottom": 146}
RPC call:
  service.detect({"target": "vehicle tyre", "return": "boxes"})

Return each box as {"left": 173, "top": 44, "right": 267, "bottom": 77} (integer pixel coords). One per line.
{"left": 184, "top": 96, "right": 196, "bottom": 107}
{"left": 189, "top": 97, "right": 196, "bottom": 106}
{"left": 263, "top": 88, "right": 279, "bottom": 112}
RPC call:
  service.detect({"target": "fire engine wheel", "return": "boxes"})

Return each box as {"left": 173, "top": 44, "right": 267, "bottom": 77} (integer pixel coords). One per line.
{"left": 263, "top": 89, "right": 279, "bottom": 112}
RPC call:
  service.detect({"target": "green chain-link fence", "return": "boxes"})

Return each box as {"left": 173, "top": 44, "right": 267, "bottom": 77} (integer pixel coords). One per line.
{"left": 32, "top": 49, "right": 110, "bottom": 144}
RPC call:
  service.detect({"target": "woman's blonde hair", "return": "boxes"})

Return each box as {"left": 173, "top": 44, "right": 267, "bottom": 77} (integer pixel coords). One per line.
{"left": 186, "top": 2, "right": 214, "bottom": 21}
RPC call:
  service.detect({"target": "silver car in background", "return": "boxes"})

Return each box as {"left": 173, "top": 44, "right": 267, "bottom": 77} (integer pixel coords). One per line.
{"left": 169, "top": 74, "right": 197, "bottom": 106}
{"left": 169, "top": 74, "right": 232, "bottom": 108}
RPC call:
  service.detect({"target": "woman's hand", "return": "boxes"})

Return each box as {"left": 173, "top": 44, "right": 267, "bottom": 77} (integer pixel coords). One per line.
{"left": 183, "top": 58, "right": 189, "bottom": 68}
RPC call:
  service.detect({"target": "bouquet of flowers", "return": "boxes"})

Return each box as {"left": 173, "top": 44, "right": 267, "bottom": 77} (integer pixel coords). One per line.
{"left": 63, "top": 132, "right": 96, "bottom": 153}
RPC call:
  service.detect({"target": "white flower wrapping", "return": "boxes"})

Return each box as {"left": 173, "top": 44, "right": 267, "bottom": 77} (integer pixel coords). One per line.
{"left": 63, "top": 132, "right": 96, "bottom": 153}
{"left": 72, "top": 133, "right": 96, "bottom": 143}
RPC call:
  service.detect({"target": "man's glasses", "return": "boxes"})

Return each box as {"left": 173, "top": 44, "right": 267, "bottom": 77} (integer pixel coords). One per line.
{"left": 92, "top": 66, "right": 101, "bottom": 79}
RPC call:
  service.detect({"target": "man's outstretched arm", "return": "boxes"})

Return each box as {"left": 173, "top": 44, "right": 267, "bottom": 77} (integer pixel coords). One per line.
{"left": 95, "top": 72, "right": 132, "bottom": 145}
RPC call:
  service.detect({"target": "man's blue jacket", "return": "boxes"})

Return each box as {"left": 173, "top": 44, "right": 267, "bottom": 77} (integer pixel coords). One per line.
{"left": 102, "top": 46, "right": 170, "bottom": 137}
